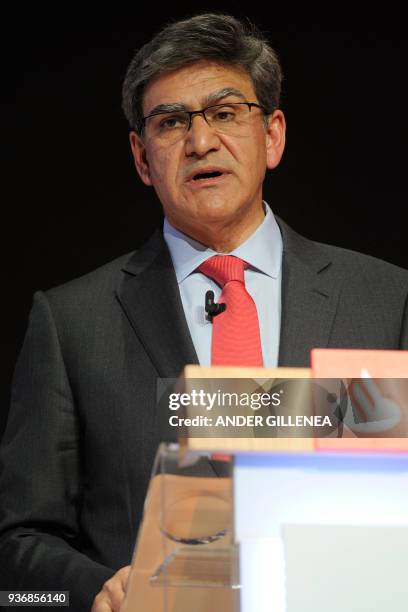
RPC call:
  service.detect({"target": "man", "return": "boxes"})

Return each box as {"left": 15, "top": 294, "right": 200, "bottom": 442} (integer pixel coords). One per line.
{"left": 1, "top": 13, "right": 407, "bottom": 612}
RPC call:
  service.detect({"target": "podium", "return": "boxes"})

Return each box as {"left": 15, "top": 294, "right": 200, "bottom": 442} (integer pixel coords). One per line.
{"left": 123, "top": 365, "right": 408, "bottom": 612}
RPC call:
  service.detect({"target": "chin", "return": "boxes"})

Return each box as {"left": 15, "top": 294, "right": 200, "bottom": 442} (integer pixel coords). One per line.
{"left": 195, "top": 197, "right": 240, "bottom": 219}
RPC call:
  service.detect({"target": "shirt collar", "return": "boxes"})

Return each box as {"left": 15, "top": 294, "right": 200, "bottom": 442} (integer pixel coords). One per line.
{"left": 163, "top": 202, "right": 282, "bottom": 283}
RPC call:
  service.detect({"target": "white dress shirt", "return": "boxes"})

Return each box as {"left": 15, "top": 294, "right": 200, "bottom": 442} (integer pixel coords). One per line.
{"left": 163, "top": 202, "right": 283, "bottom": 367}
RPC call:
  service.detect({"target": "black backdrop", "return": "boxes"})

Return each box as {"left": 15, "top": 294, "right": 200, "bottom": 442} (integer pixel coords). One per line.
{"left": 2, "top": 5, "right": 407, "bottom": 438}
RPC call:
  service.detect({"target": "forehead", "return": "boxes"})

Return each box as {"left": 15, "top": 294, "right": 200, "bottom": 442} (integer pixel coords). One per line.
{"left": 142, "top": 60, "right": 256, "bottom": 114}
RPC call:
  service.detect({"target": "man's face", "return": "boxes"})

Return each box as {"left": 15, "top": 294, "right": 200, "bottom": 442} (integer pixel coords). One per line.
{"left": 130, "top": 60, "right": 285, "bottom": 238}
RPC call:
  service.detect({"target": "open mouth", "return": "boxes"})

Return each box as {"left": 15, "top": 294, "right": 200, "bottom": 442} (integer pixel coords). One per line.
{"left": 192, "top": 171, "right": 224, "bottom": 181}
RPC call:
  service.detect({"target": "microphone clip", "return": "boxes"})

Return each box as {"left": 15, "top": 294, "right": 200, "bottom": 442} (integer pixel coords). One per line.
{"left": 205, "top": 290, "right": 226, "bottom": 322}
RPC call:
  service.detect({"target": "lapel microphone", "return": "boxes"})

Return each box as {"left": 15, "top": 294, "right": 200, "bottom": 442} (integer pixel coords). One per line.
{"left": 205, "top": 290, "right": 226, "bottom": 322}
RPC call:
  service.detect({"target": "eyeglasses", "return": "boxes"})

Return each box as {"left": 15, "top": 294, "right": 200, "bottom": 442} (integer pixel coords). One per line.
{"left": 141, "top": 102, "right": 267, "bottom": 144}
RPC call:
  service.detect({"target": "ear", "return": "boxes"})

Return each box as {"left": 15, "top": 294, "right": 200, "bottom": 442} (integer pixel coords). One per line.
{"left": 129, "top": 131, "right": 153, "bottom": 186}
{"left": 265, "top": 110, "right": 286, "bottom": 170}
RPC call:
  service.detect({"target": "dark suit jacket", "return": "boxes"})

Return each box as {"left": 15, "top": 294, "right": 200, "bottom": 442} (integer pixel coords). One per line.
{"left": 1, "top": 218, "right": 407, "bottom": 610}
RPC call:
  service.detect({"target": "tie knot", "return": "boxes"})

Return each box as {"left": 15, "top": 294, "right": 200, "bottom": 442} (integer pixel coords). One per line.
{"left": 198, "top": 255, "right": 247, "bottom": 287}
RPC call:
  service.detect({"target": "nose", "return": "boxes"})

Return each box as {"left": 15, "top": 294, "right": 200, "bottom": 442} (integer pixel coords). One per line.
{"left": 184, "top": 113, "right": 221, "bottom": 158}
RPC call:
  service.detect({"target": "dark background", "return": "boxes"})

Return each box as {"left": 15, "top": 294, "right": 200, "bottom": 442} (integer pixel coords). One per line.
{"left": 2, "top": 6, "right": 407, "bottom": 438}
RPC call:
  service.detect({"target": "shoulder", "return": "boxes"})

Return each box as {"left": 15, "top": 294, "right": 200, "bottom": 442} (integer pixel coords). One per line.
{"left": 42, "top": 228, "right": 166, "bottom": 308}
{"left": 43, "top": 251, "right": 135, "bottom": 308}
{"left": 317, "top": 240, "right": 407, "bottom": 286}
{"left": 277, "top": 216, "right": 408, "bottom": 290}
{"left": 24, "top": 252, "right": 137, "bottom": 345}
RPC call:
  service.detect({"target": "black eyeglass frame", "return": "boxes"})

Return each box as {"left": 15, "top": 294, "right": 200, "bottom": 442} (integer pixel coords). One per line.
{"left": 140, "top": 101, "right": 269, "bottom": 134}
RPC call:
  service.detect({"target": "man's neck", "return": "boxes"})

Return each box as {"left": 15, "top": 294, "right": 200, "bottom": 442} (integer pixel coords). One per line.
{"left": 168, "top": 204, "right": 266, "bottom": 253}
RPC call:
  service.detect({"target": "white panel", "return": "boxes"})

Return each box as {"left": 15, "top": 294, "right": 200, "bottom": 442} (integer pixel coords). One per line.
{"left": 234, "top": 464, "right": 408, "bottom": 540}
{"left": 233, "top": 454, "right": 408, "bottom": 612}
{"left": 240, "top": 537, "right": 286, "bottom": 612}
{"left": 284, "top": 525, "right": 408, "bottom": 612}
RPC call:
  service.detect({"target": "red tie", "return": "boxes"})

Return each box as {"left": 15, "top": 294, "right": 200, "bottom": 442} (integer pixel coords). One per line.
{"left": 198, "top": 255, "right": 263, "bottom": 367}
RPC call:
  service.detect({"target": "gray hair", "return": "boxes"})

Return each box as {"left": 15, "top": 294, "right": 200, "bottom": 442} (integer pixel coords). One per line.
{"left": 122, "top": 13, "right": 283, "bottom": 134}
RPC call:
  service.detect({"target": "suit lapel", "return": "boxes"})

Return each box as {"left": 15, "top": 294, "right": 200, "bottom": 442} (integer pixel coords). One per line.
{"left": 116, "top": 230, "right": 198, "bottom": 378}
{"left": 116, "top": 218, "right": 344, "bottom": 372}
{"left": 276, "top": 218, "right": 344, "bottom": 367}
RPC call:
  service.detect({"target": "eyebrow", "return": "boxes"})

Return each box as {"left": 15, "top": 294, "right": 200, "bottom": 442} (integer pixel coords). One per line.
{"left": 145, "top": 88, "right": 247, "bottom": 118}
{"left": 203, "top": 87, "right": 247, "bottom": 106}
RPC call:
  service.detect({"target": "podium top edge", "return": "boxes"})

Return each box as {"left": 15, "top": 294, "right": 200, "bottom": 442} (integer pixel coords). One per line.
{"left": 181, "top": 365, "right": 311, "bottom": 378}
{"left": 179, "top": 438, "right": 408, "bottom": 454}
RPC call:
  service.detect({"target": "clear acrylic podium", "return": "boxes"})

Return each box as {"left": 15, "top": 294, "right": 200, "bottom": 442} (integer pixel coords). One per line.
{"left": 122, "top": 365, "right": 408, "bottom": 612}
{"left": 122, "top": 443, "right": 239, "bottom": 611}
